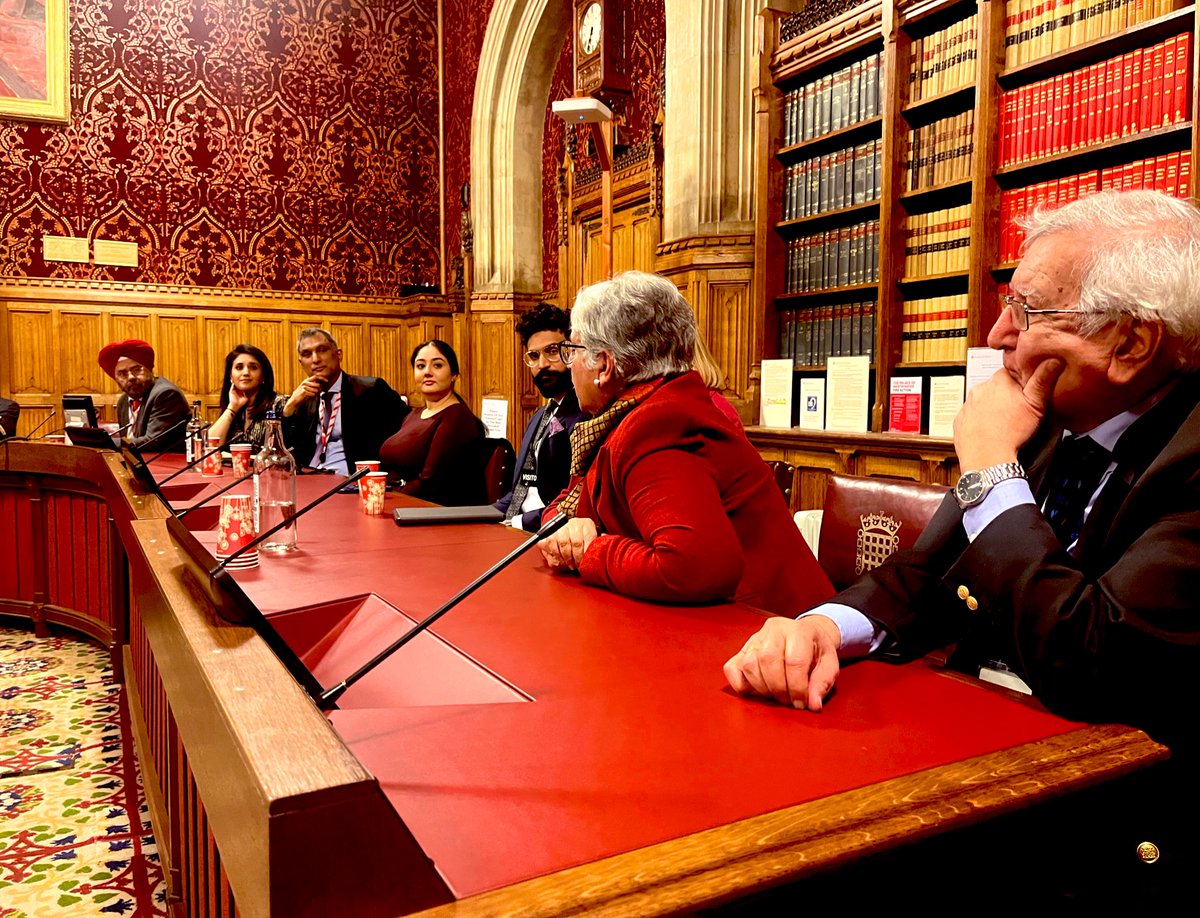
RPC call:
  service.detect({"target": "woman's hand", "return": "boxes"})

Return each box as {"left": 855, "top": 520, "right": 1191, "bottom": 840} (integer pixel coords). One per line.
{"left": 539, "top": 517, "right": 599, "bottom": 571}
{"left": 227, "top": 384, "right": 249, "bottom": 414}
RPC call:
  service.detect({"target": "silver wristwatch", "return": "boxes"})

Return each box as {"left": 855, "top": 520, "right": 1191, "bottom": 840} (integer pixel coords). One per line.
{"left": 953, "top": 462, "right": 1026, "bottom": 509}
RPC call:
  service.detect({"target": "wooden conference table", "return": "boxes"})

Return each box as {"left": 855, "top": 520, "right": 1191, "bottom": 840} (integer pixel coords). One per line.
{"left": 0, "top": 442, "right": 1168, "bottom": 916}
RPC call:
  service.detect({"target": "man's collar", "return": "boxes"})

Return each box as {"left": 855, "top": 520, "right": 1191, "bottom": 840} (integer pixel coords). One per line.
{"left": 1067, "top": 377, "right": 1179, "bottom": 452}
{"left": 326, "top": 371, "right": 344, "bottom": 394}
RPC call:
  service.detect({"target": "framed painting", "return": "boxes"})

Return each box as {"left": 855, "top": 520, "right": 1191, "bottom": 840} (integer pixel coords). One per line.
{"left": 0, "top": 0, "right": 70, "bottom": 123}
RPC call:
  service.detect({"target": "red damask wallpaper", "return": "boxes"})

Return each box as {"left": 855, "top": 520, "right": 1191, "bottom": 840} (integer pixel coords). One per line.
{"left": 442, "top": 0, "right": 495, "bottom": 285}
{"left": 541, "top": 0, "right": 664, "bottom": 293}
{"left": 0, "top": 0, "right": 441, "bottom": 296}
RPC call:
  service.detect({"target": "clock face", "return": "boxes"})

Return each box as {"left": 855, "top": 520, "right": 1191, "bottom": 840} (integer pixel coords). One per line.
{"left": 579, "top": 2, "right": 602, "bottom": 57}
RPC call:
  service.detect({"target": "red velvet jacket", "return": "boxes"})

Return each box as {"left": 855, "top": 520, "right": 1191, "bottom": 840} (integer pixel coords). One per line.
{"left": 548, "top": 372, "right": 833, "bottom": 615}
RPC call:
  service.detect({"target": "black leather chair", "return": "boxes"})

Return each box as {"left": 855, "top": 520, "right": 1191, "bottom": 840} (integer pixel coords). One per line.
{"left": 479, "top": 437, "right": 515, "bottom": 505}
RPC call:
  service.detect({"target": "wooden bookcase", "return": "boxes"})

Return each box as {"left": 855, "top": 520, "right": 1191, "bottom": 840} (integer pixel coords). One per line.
{"left": 749, "top": 0, "right": 1199, "bottom": 507}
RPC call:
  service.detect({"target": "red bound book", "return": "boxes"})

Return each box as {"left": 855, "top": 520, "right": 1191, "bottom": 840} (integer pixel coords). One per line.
{"left": 1122, "top": 48, "right": 1139, "bottom": 136}
{"left": 1178, "top": 154, "right": 1191, "bottom": 198}
{"left": 1162, "top": 35, "right": 1177, "bottom": 129}
{"left": 1086, "top": 61, "right": 1100, "bottom": 146}
{"left": 1154, "top": 155, "right": 1168, "bottom": 193}
{"left": 1175, "top": 34, "right": 1193, "bottom": 125}
{"left": 1148, "top": 40, "right": 1165, "bottom": 130}
{"left": 1105, "top": 58, "right": 1121, "bottom": 142}
{"left": 1165, "top": 152, "right": 1180, "bottom": 198}
{"left": 1069, "top": 68, "right": 1084, "bottom": 150}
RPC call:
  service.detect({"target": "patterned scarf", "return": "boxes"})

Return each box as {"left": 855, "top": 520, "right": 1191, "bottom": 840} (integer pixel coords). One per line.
{"left": 558, "top": 378, "right": 665, "bottom": 518}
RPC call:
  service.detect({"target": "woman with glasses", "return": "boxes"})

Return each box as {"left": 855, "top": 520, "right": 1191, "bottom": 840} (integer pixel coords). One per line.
{"left": 539, "top": 271, "right": 834, "bottom": 614}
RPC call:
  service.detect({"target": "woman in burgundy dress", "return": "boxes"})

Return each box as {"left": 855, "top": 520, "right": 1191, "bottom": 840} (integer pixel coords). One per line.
{"left": 379, "top": 340, "right": 485, "bottom": 506}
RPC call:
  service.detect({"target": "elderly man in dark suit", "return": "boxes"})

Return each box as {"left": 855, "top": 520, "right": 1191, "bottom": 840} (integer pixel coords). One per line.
{"left": 97, "top": 339, "right": 190, "bottom": 452}
{"left": 281, "top": 327, "right": 409, "bottom": 474}
{"left": 726, "top": 190, "right": 1200, "bottom": 898}
{"left": 494, "top": 303, "right": 588, "bottom": 530}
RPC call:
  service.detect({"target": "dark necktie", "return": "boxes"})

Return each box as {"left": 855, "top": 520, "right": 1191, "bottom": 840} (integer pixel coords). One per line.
{"left": 1043, "top": 435, "right": 1112, "bottom": 550}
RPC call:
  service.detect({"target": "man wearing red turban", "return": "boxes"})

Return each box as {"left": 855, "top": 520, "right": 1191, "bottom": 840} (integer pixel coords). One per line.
{"left": 97, "top": 339, "right": 189, "bottom": 452}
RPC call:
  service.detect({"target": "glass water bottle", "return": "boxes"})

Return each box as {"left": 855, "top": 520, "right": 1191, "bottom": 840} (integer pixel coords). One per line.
{"left": 253, "top": 410, "right": 298, "bottom": 553}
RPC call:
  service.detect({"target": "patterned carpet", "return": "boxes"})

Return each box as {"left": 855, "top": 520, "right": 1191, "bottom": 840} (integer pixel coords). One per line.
{"left": 0, "top": 625, "right": 165, "bottom": 917}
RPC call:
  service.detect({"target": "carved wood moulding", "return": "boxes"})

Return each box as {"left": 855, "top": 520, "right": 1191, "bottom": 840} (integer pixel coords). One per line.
{"left": 772, "top": 0, "right": 883, "bottom": 80}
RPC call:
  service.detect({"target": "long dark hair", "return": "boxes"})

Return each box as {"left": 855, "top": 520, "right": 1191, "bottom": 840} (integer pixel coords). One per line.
{"left": 219, "top": 344, "right": 277, "bottom": 419}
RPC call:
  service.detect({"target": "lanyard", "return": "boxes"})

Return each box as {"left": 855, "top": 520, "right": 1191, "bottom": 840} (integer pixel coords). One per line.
{"left": 318, "top": 391, "right": 340, "bottom": 463}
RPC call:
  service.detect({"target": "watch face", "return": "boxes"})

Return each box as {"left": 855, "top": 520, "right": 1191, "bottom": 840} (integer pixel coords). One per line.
{"left": 955, "top": 471, "right": 987, "bottom": 505}
{"left": 579, "top": 2, "right": 602, "bottom": 56}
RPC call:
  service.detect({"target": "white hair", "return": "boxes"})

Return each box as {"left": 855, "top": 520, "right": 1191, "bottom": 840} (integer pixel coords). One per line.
{"left": 571, "top": 271, "right": 697, "bottom": 383}
{"left": 1020, "top": 190, "right": 1200, "bottom": 367}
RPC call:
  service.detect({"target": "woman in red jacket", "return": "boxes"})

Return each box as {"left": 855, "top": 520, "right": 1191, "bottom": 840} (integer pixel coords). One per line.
{"left": 540, "top": 271, "right": 833, "bottom": 616}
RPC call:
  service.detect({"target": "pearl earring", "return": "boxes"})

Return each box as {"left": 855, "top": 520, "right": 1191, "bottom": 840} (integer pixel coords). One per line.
{"left": 593, "top": 378, "right": 600, "bottom": 385}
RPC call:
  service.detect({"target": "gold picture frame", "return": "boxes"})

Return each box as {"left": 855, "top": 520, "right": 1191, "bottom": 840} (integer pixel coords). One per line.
{"left": 0, "top": 0, "right": 70, "bottom": 123}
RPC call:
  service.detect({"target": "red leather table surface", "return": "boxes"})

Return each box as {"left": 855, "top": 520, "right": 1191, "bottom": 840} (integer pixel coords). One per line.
{"left": 165, "top": 462, "right": 1083, "bottom": 899}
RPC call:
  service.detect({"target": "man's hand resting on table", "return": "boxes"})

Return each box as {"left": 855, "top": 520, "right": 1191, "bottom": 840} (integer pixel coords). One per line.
{"left": 723, "top": 615, "right": 842, "bottom": 711}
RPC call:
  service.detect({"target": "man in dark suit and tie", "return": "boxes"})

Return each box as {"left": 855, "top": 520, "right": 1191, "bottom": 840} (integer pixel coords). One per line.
{"left": 281, "top": 327, "right": 409, "bottom": 474}
{"left": 97, "top": 339, "right": 190, "bottom": 452}
{"left": 0, "top": 397, "right": 18, "bottom": 439}
{"left": 725, "top": 190, "right": 1200, "bottom": 896}
{"left": 494, "top": 304, "right": 588, "bottom": 530}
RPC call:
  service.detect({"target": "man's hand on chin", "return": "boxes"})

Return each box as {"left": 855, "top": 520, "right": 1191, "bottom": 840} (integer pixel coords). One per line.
{"left": 954, "top": 359, "right": 1064, "bottom": 470}
{"left": 724, "top": 615, "right": 842, "bottom": 712}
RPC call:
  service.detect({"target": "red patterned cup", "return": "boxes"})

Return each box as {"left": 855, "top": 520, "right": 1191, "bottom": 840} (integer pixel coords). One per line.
{"left": 201, "top": 436, "right": 223, "bottom": 477}
{"left": 215, "top": 494, "right": 258, "bottom": 568}
{"left": 230, "top": 443, "right": 253, "bottom": 477}
{"left": 361, "top": 472, "right": 388, "bottom": 516}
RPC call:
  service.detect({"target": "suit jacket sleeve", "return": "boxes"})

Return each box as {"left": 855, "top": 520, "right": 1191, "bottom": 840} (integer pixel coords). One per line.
{"left": 126, "top": 383, "right": 190, "bottom": 451}
{"left": 837, "top": 475, "right": 1200, "bottom": 745}
{"left": 0, "top": 398, "right": 17, "bottom": 438}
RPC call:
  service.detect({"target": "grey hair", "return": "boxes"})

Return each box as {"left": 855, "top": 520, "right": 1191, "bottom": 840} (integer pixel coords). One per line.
{"left": 1020, "top": 190, "right": 1200, "bottom": 367}
{"left": 295, "top": 327, "right": 338, "bottom": 352}
{"left": 571, "top": 271, "right": 697, "bottom": 383}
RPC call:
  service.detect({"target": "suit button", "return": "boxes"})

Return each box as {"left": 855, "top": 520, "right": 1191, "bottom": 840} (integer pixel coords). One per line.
{"left": 956, "top": 585, "right": 969, "bottom": 600}
{"left": 1137, "top": 841, "right": 1161, "bottom": 864}
{"left": 965, "top": 596, "right": 979, "bottom": 611}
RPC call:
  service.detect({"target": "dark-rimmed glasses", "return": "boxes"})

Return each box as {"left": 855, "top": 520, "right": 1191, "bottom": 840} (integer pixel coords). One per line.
{"left": 522, "top": 341, "right": 567, "bottom": 367}
{"left": 1001, "top": 293, "right": 1078, "bottom": 331}
{"left": 557, "top": 342, "right": 588, "bottom": 367}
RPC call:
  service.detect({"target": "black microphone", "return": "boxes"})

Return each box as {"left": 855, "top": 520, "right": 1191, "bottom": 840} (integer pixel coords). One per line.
{"left": 7, "top": 410, "right": 58, "bottom": 441}
{"left": 156, "top": 434, "right": 245, "bottom": 486}
{"left": 139, "top": 418, "right": 192, "bottom": 461}
{"left": 176, "top": 469, "right": 254, "bottom": 518}
{"left": 316, "top": 512, "right": 569, "bottom": 709}
{"left": 211, "top": 466, "right": 371, "bottom": 571}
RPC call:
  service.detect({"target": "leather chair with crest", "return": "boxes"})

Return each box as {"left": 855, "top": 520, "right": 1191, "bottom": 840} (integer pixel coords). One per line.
{"left": 816, "top": 475, "right": 950, "bottom": 590}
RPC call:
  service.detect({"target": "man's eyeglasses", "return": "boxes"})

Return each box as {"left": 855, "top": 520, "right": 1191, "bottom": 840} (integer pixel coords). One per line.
{"left": 1000, "top": 293, "right": 1078, "bottom": 331}
{"left": 557, "top": 342, "right": 588, "bottom": 367}
{"left": 523, "top": 341, "right": 568, "bottom": 367}
{"left": 114, "top": 365, "right": 150, "bottom": 381}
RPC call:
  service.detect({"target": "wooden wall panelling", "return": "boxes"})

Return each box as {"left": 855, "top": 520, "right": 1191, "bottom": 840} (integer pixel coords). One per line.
{"left": 246, "top": 318, "right": 292, "bottom": 395}
{"left": 6, "top": 307, "right": 55, "bottom": 396}
{"left": 631, "top": 204, "right": 659, "bottom": 272}
{"left": 368, "top": 323, "right": 405, "bottom": 400}
{"left": 330, "top": 322, "right": 368, "bottom": 378}
{"left": 202, "top": 317, "right": 243, "bottom": 406}
{"left": 158, "top": 315, "right": 203, "bottom": 396}
{"left": 704, "top": 275, "right": 754, "bottom": 402}
{"left": 58, "top": 309, "right": 106, "bottom": 397}
{"left": 469, "top": 312, "right": 521, "bottom": 442}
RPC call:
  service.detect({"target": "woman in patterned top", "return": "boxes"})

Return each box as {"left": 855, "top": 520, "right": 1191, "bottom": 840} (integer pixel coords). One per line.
{"left": 209, "top": 344, "right": 286, "bottom": 448}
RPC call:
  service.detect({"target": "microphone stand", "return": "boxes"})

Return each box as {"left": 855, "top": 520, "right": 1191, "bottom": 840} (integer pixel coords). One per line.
{"left": 176, "top": 470, "right": 254, "bottom": 518}
{"left": 317, "top": 513, "right": 569, "bottom": 710}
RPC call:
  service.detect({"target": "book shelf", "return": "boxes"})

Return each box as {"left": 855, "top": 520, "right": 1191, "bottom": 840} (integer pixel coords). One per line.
{"left": 750, "top": 0, "right": 1198, "bottom": 502}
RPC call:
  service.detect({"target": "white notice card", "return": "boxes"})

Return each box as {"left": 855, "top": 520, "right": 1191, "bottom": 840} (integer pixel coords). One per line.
{"left": 480, "top": 398, "right": 508, "bottom": 440}
{"left": 799, "top": 377, "right": 825, "bottom": 430}
{"left": 929, "top": 375, "right": 965, "bottom": 438}
{"left": 759, "top": 359, "right": 793, "bottom": 428}
{"left": 966, "top": 347, "right": 1004, "bottom": 394}
{"left": 825, "top": 355, "right": 870, "bottom": 433}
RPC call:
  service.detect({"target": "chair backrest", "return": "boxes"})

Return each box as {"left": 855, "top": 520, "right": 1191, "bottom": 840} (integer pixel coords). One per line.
{"left": 480, "top": 437, "right": 515, "bottom": 505}
{"left": 765, "top": 459, "right": 795, "bottom": 507}
{"left": 817, "top": 474, "right": 949, "bottom": 590}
